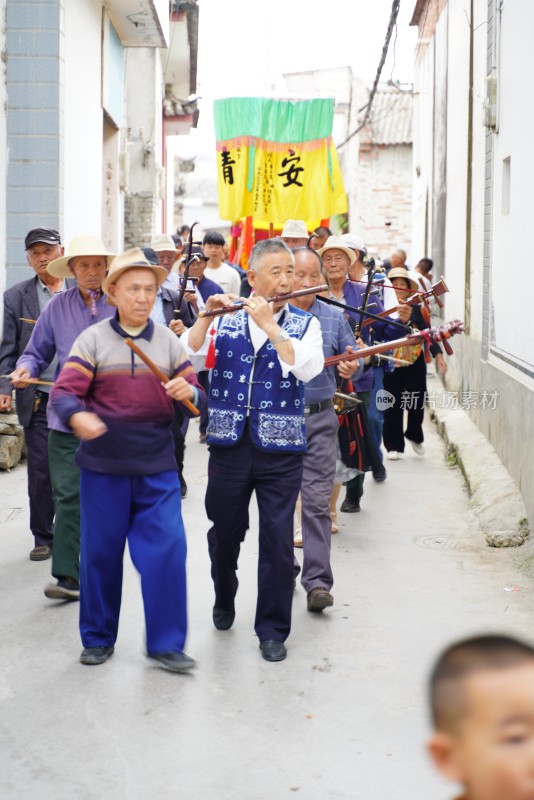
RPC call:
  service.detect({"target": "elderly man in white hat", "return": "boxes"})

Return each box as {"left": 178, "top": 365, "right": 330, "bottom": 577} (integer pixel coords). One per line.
{"left": 11, "top": 235, "right": 115, "bottom": 601}
{"left": 318, "top": 236, "right": 411, "bottom": 513}
{"left": 279, "top": 219, "right": 309, "bottom": 250}
{"left": 340, "top": 232, "right": 398, "bottom": 483}
{"left": 150, "top": 233, "right": 182, "bottom": 290}
{"left": 50, "top": 248, "right": 206, "bottom": 671}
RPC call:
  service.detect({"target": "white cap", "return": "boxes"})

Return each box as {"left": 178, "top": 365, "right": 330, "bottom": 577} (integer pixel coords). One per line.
{"left": 340, "top": 233, "right": 366, "bottom": 253}
{"left": 280, "top": 219, "right": 308, "bottom": 239}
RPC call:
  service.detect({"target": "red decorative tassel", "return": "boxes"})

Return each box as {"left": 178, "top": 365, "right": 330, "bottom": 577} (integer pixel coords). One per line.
{"left": 205, "top": 326, "right": 217, "bottom": 369}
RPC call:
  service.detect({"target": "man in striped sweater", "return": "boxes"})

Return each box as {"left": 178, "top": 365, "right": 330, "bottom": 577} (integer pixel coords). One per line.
{"left": 50, "top": 248, "right": 206, "bottom": 672}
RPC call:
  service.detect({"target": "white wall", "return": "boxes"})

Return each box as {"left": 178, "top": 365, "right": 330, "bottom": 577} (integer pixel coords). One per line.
{"left": 467, "top": 0, "right": 488, "bottom": 341}
{"left": 0, "top": 0, "right": 7, "bottom": 305}
{"left": 63, "top": 0, "right": 103, "bottom": 244}
{"left": 489, "top": 2, "right": 534, "bottom": 374}
{"left": 442, "top": 0, "right": 471, "bottom": 324}
{"left": 412, "top": 38, "right": 434, "bottom": 262}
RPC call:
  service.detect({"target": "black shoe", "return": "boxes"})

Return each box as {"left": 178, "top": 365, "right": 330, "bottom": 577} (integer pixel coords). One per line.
{"left": 180, "top": 480, "right": 187, "bottom": 499}
{"left": 340, "top": 498, "right": 360, "bottom": 513}
{"left": 260, "top": 640, "right": 287, "bottom": 662}
{"left": 147, "top": 652, "right": 196, "bottom": 672}
{"left": 372, "top": 465, "right": 387, "bottom": 482}
{"left": 80, "top": 646, "right": 114, "bottom": 666}
{"left": 213, "top": 606, "right": 235, "bottom": 631}
{"left": 44, "top": 577, "right": 80, "bottom": 600}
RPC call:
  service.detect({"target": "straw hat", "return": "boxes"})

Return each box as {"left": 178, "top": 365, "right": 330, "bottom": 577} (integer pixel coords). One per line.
{"left": 46, "top": 235, "right": 114, "bottom": 278}
{"left": 280, "top": 219, "right": 308, "bottom": 239}
{"left": 151, "top": 233, "right": 180, "bottom": 252}
{"left": 317, "top": 236, "right": 356, "bottom": 265}
{"left": 102, "top": 248, "right": 167, "bottom": 299}
{"left": 387, "top": 267, "right": 419, "bottom": 293}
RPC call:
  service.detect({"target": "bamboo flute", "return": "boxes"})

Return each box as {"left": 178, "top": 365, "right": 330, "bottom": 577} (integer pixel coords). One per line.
{"left": 124, "top": 338, "right": 200, "bottom": 417}
{"left": 198, "top": 285, "right": 329, "bottom": 319}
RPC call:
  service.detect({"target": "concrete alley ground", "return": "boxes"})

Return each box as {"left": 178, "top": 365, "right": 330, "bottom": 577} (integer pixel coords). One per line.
{"left": 1, "top": 396, "right": 534, "bottom": 800}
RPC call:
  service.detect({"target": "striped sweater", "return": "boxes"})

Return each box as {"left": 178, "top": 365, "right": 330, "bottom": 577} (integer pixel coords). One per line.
{"left": 50, "top": 315, "right": 206, "bottom": 475}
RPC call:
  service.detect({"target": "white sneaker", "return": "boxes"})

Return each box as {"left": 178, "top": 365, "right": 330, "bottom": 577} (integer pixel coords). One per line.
{"left": 386, "top": 451, "right": 400, "bottom": 461}
{"left": 410, "top": 441, "right": 425, "bottom": 456}
{"left": 294, "top": 528, "right": 303, "bottom": 548}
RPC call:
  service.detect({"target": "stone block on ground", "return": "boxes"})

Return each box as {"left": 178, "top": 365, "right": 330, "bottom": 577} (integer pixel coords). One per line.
{"left": 0, "top": 434, "right": 24, "bottom": 470}
{"left": 0, "top": 412, "right": 24, "bottom": 470}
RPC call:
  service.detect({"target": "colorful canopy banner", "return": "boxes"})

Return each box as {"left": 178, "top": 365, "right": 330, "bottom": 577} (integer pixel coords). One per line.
{"left": 214, "top": 97, "right": 348, "bottom": 226}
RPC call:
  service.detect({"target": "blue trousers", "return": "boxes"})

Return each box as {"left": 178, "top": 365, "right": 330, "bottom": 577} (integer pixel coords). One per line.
{"left": 205, "top": 433, "right": 303, "bottom": 642}
{"left": 79, "top": 469, "right": 188, "bottom": 654}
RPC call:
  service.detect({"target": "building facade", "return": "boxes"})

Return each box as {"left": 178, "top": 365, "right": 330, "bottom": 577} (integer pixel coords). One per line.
{"left": 411, "top": 0, "right": 534, "bottom": 522}
{"left": 0, "top": 0, "right": 198, "bottom": 296}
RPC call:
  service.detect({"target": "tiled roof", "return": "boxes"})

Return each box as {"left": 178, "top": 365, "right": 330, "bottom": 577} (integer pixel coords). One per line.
{"left": 365, "top": 90, "right": 413, "bottom": 145}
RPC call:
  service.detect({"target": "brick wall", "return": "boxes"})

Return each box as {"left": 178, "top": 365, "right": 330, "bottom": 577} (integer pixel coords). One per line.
{"left": 124, "top": 192, "right": 156, "bottom": 250}
{"left": 5, "top": 0, "right": 63, "bottom": 287}
{"left": 351, "top": 143, "right": 413, "bottom": 261}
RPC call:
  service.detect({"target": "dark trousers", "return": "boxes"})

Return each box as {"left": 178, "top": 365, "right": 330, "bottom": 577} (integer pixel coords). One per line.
{"left": 24, "top": 394, "right": 54, "bottom": 546}
{"left": 344, "top": 390, "right": 370, "bottom": 504}
{"left": 367, "top": 366, "right": 385, "bottom": 465}
{"left": 205, "top": 432, "right": 303, "bottom": 642}
{"left": 79, "top": 469, "right": 187, "bottom": 653}
{"left": 48, "top": 430, "right": 80, "bottom": 581}
{"left": 383, "top": 355, "right": 426, "bottom": 452}
{"left": 197, "top": 371, "right": 210, "bottom": 435}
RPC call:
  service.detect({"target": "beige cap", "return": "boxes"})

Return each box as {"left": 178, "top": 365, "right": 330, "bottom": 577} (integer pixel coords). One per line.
{"left": 102, "top": 247, "right": 167, "bottom": 301}
{"left": 151, "top": 233, "right": 180, "bottom": 252}
{"left": 47, "top": 235, "right": 115, "bottom": 278}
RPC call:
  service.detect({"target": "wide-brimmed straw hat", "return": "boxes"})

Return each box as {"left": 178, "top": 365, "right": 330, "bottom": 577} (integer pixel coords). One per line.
{"left": 47, "top": 235, "right": 115, "bottom": 278}
{"left": 102, "top": 248, "right": 167, "bottom": 299}
{"left": 280, "top": 219, "right": 308, "bottom": 239}
{"left": 388, "top": 267, "right": 419, "bottom": 293}
{"left": 317, "top": 236, "right": 356, "bottom": 266}
{"left": 151, "top": 233, "right": 180, "bottom": 252}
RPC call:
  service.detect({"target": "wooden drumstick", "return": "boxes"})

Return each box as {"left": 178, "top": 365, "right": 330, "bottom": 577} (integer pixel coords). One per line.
{"left": 124, "top": 338, "right": 200, "bottom": 417}
{"left": 0, "top": 375, "right": 54, "bottom": 386}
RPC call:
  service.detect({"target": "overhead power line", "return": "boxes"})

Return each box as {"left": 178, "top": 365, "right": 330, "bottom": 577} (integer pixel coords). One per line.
{"left": 337, "top": 0, "right": 401, "bottom": 150}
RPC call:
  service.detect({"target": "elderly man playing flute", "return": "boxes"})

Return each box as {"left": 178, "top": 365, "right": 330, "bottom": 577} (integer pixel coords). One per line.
{"left": 182, "top": 238, "right": 324, "bottom": 663}
{"left": 50, "top": 248, "right": 206, "bottom": 671}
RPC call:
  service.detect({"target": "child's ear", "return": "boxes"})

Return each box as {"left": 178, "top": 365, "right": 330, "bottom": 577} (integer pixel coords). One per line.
{"left": 427, "top": 732, "right": 466, "bottom": 783}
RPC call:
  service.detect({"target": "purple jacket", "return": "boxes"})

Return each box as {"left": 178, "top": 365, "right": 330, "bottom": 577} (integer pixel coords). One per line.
{"left": 339, "top": 280, "right": 404, "bottom": 392}
{"left": 17, "top": 287, "right": 114, "bottom": 432}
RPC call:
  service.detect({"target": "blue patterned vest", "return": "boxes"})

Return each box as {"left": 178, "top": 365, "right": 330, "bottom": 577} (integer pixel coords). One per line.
{"left": 206, "top": 305, "right": 312, "bottom": 452}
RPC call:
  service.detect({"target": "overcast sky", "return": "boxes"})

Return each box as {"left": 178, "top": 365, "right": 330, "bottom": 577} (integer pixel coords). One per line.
{"left": 183, "top": 0, "right": 417, "bottom": 157}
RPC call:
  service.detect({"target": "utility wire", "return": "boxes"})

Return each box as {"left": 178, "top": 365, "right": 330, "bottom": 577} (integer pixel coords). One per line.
{"left": 337, "top": 0, "right": 401, "bottom": 150}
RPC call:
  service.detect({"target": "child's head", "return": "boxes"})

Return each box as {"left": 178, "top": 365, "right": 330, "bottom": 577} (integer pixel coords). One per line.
{"left": 428, "top": 635, "right": 534, "bottom": 800}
